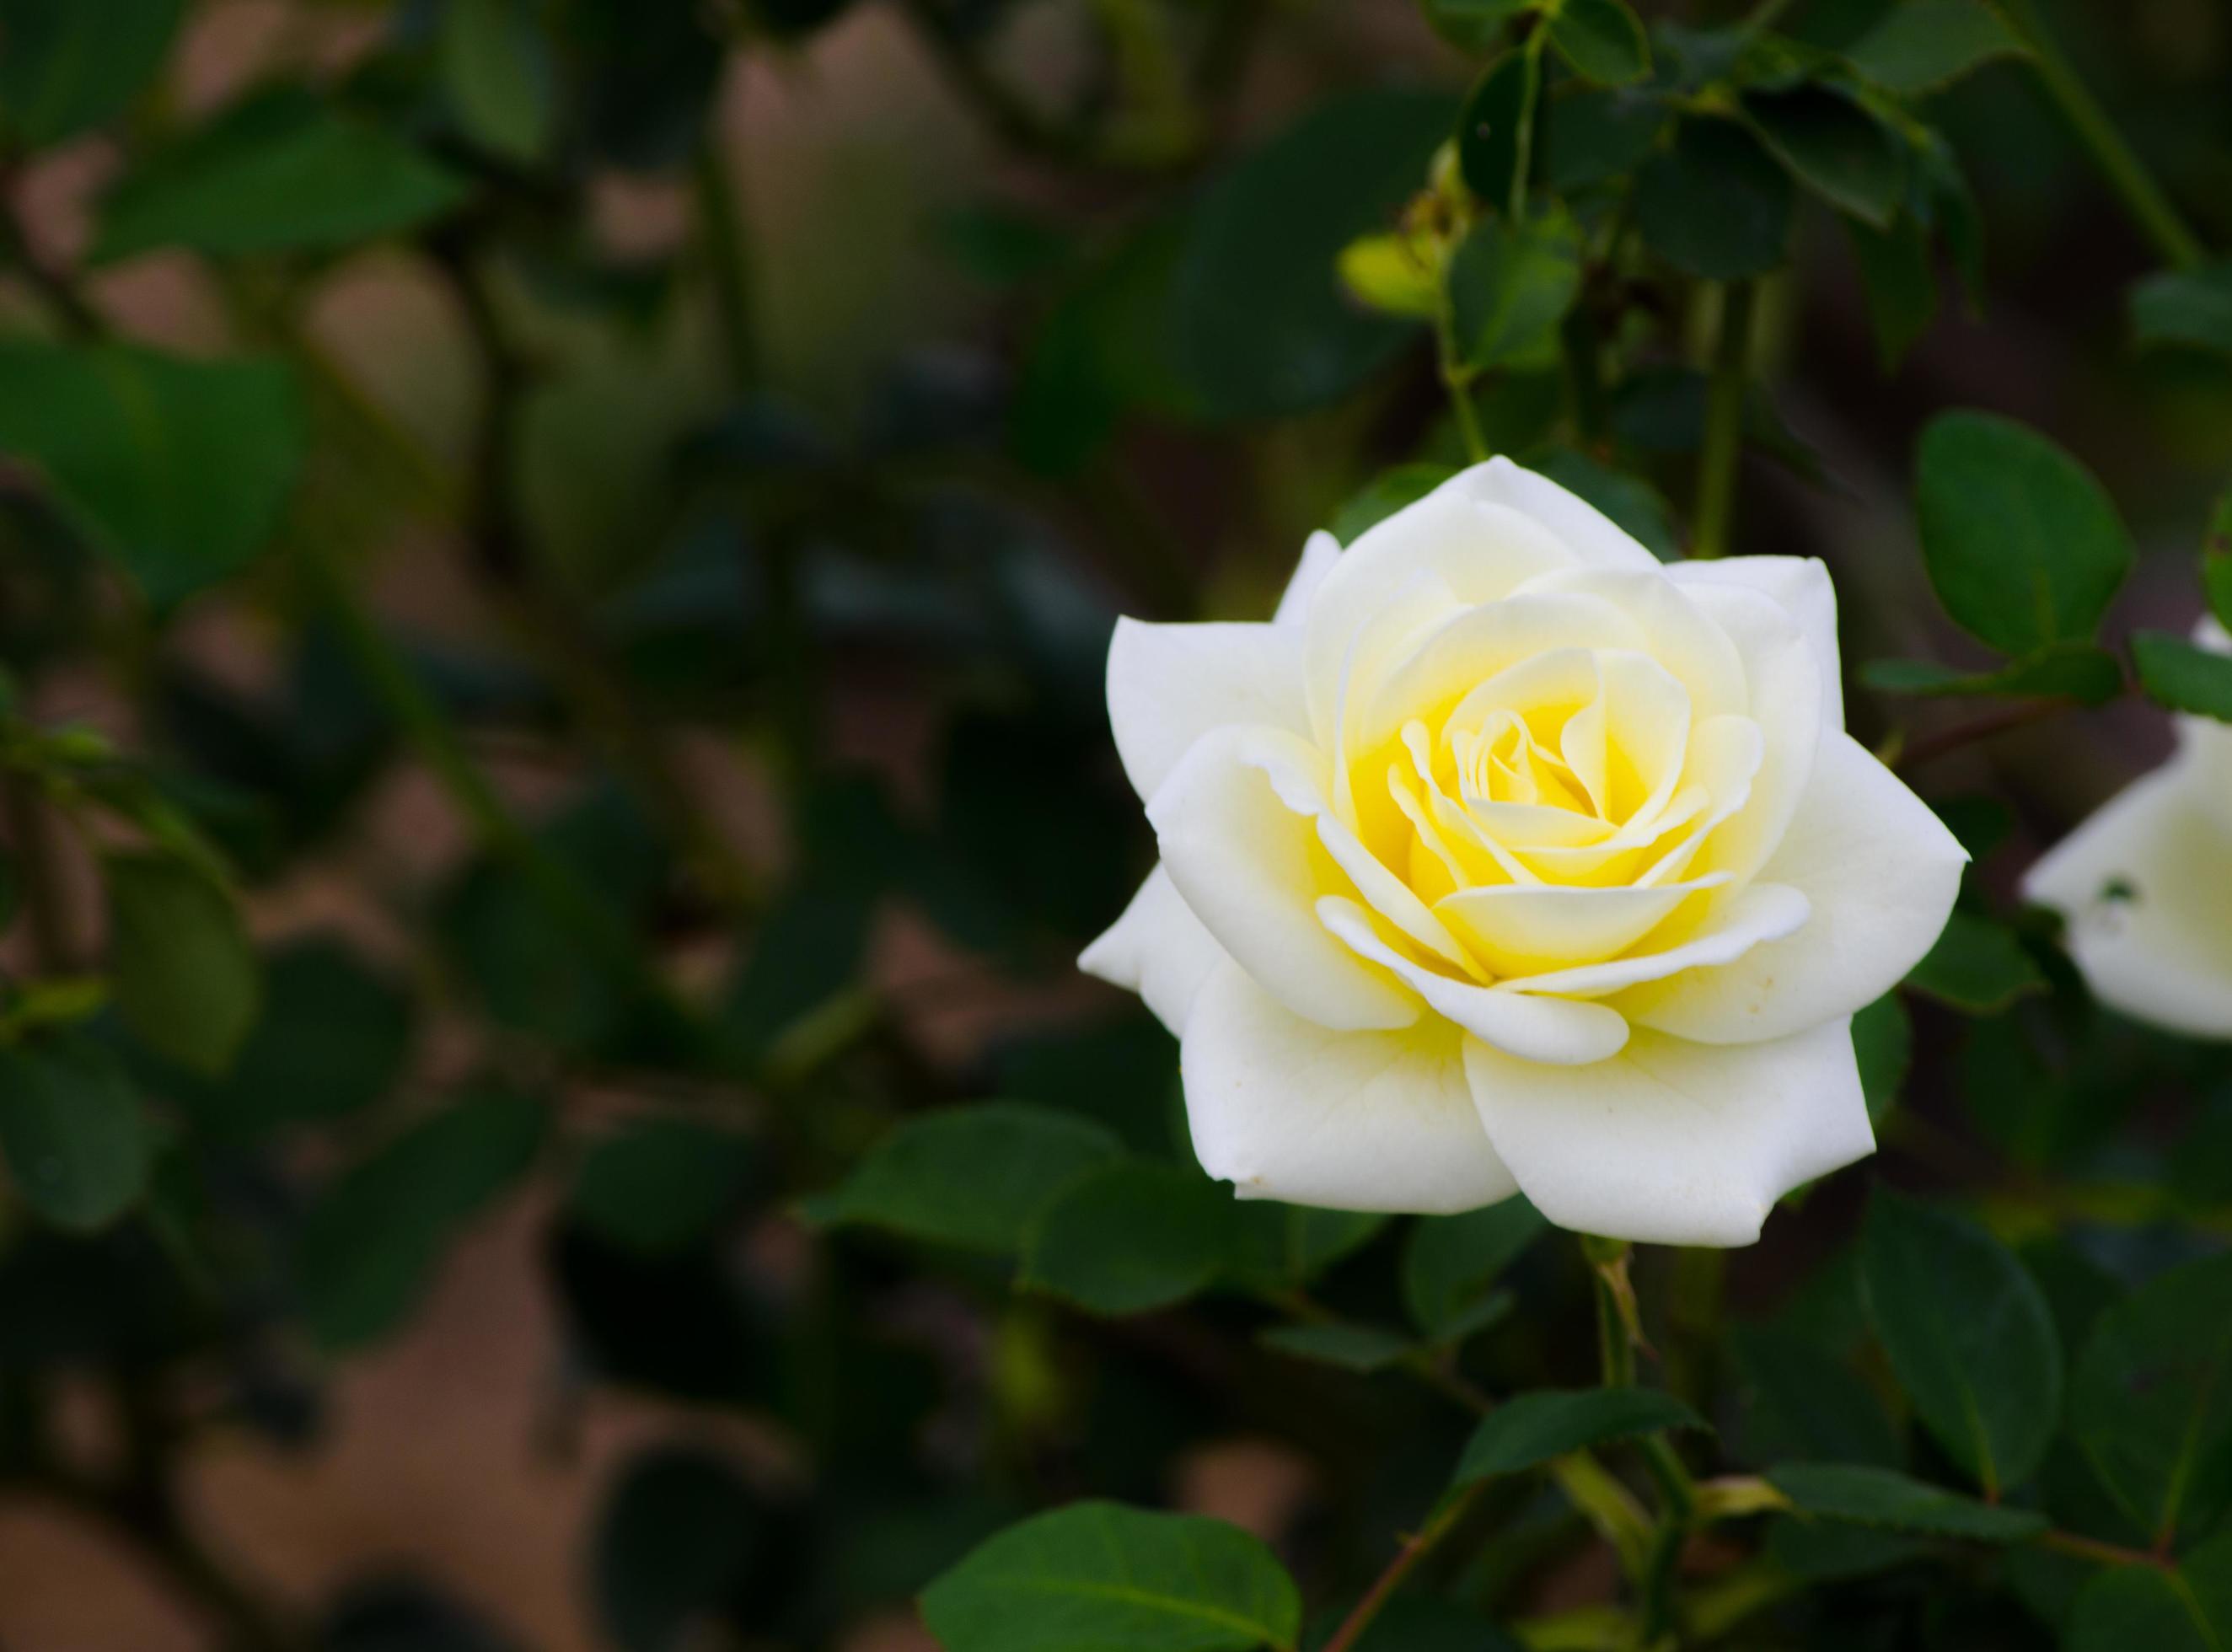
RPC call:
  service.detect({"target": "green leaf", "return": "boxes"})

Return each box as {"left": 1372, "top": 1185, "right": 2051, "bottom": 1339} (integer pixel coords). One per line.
{"left": 2133, "top": 630, "right": 2232, "bottom": 721}
{"left": 1730, "top": 1325, "right": 1902, "bottom": 1467}
{"left": 594, "top": 1446, "right": 774, "bottom": 1652}
{"left": 1859, "top": 1189, "right": 2062, "bottom": 1494}
{"left": 1845, "top": 213, "right": 1936, "bottom": 369}
{"left": 1545, "top": 0, "right": 1652, "bottom": 86}
{"left": 1848, "top": 0, "right": 2026, "bottom": 94}
{"left": 569, "top": 1119, "right": 755, "bottom": 1257}
{"left": 1174, "top": 88, "right": 1453, "bottom": 419}
{"left": 439, "top": 0, "right": 555, "bottom": 164}
{"left": 1330, "top": 464, "right": 1458, "bottom": 544}
{"left": 0, "top": 0, "right": 181, "bottom": 147}
{"left": 297, "top": 1091, "right": 546, "bottom": 1350}
{"left": 2131, "top": 264, "right": 2232, "bottom": 361}
{"left": 1861, "top": 646, "right": 2123, "bottom": 704}
{"left": 0, "top": 343, "right": 306, "bottom": 605}
{"left": 1024, "top": 1161, "right": 1231, "bottom": 1316}
{"left": 1636, "top": 117, "right": 1795, "bottom": 280}
{"left": 1458, "top": 51, "right": 1541, "bottom": 217}
{"left": 1258, "top": 1321, "right": 1414, "bottom": 1372}
{"left": 726, "top": 881, "right": 875, "bottom": 1061}
{"left": 921, "top": 1501, "right": 1301, "bottom": 1652}
{"left": 2067, "top": 1528, "right": 2232, "bottom": 1652}
{"left": 102, "top": 854, "right": 260, "bottom": 1077}
{"left": 1223, "top": 1204, "right": 1388, "bottom": 1295}
{"left": 1403, "top": 1198, "right": 1546, "bottom": 1338}
{"left": 2208, "top": 496, "right": 2232, "bottom": 630}
{"left": 1336, "top": 232, "right": 1441, "bottom": 319}
{"left": 1913, "top": 411, "right": 2134, "bottom": 657}
{"left": 806, "top": 1103, "right": 1122, "bottom": 1256}
{"left": 0, "top": 1034, "right": 150, "bottom": 1230}
{"left": 2068, "top": 1253, "right": 2232, "bottom": 1548}
{"left": 1768, "top": 1463, "right": 2048, "bottom": 1542}
{"left": 1743, "top": 85, "right": 1906, "bottom": 228}
{"left": 1540, "top": 87, "right": 1666, "bottom": 191}
{"left": 1449, "top": 209, "right": 1583, "bottom": 372}
{"left": 1452, "top": 1387, "right": 1707, "bottom": 1485}
{"left": 168, "top": 940, "right": 414, "bottom": 1140}
{"left": 1904, "top": 909, "right": 2048, "bottom": 1012}
{"left": 1420, "top": 0, "right": 1535, "bottom": 53}
{"left": 1852, "top": 992, "right": 1912, "bottom": 1127}
{"left": 94, "top": 88, "right": 469, "bottom": 264}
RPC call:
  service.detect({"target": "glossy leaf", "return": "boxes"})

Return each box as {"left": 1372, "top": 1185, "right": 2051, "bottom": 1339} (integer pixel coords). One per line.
{"left": 1904, "top": 910, "right": 2049, "bottom": 1013}
{"left": 0, "top": 0, "right": 182, "bottom": 146}
{"left": 103, "top": 854, "right": 260, "bottom": 1077}
{"left": 920, "top": 1501, "right": 1301, "bottom": 1652}
{"left": 1913, "top": 411, "right": 2134, "bottom": 657}
{"left": 2067, "top": 1529, "right": 2232, "bottom": 1652}
{"left": 2133, "top": 264, "right": 2232, "bottom": 361}
{"left": 0, "top": 1035, "right": 150, "bottom": 1230}
{"left": 440, "top": 0, "right": 555, "bottom": 164}
{"left": 0, "top": 343, "right": 306, "bottom": 606}
{"left": 594, "top": 1446, "right": 777, "bottom": 1652}
{"left": 806, "top": 1103, "right": 1122, "bottom": 1257}
{"left": 1846, "top": 0, "right": 2027, "bottom": 94}
{"left": 1545, "top": 0, "right": 1651, "bottom": 86}
{"left": 1744, "top": 84, "right": 1906, "bottom": 228}
{"left": 1403, "top": 1198, "right": 1546, "bottom": 1338}
{"left": 1258, "top": 1321, "right": 1413, "bottom": 1372}
{"left": 1768, "top": 1463, "right": 2047, "bottom": 1542}
{"left": 1851, "top": 992, "right": 1913, "bottom": 1127}
{"left": 1860, "top": 1189, "right": 2062, "bottom": 1494}
{"left": 2133, "top": 630, "right": 2232, "bottom": 722}
{"left": 1448, "top": 209, "right": 1583, "bottom": 372}
{"left": 1453, "top": 1387, "right": 1706, "bottom": 1485}
{"left": 1730, "top": 1324, "right": 1902, "bottom": 1468}
{"left": 1223, "top": 1204, "right": 1387, "bottom": 1295}
{"left": 1637, "top": 117, "right": 1795, "bottom": 279}
{"left": 1862, "top": 646, "right": 2123, "bottom": 704}
{"left": 1024, "top": 1161, "right": 1231, "bottom": 1315}
{"left": 2068, "top": 1253, "right": 2232, "bottom": 1548}
{"left": 297, "top": 1091, "right": 546, "bottom": 1350}
{"left": 569, "top": 1119, "right": 755, "bottom": 1258}
{"left": 94, "top": 88, "right": 468, "bottom": 263}
{"left": 1458, "top": 51, "right": 1540, "bottom": 217}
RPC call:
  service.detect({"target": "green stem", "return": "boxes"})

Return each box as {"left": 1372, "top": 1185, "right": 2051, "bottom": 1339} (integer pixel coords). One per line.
{"left": 1435, "top": 276, "right": 1490, "bottom": 465}
{"left": 1319, "top": 1484, "right": 1487, "bottom": 1652}
{"left": 1691, "top": 281, "right": 1753, "bottom": 560}
{"left": 1999, "top": 0, "right": 2203, "bottom": 270}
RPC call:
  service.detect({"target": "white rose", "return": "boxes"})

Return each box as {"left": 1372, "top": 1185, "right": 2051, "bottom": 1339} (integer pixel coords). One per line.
{"left": 1079, "top": 459, "right": 1967, "bottom": 1247}
{"left": 2022, "top": 620, "right": 2232, "bottom": 1039}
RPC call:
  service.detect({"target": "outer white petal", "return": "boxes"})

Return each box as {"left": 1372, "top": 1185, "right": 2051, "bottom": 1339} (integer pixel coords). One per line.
{"left": 2022, "top": 759, "right": 2232, "bottom": 1039}
{"left": 1079, "top": 865, "right": 1229, "bottom": 1035}
{"left": 1498, "top": 882, "right": 1811, "bottom": 999}
{"left": 1465, "top": 1019, "right": 1874, "bottom": 1247}
{"left": 1443, "top": 456, "right": 1663, "bottom": 571}
{"left": 1184, "top": 962, "right": 1520, "bottom": 1214}
{"left": 1149, "top": 726, "right": 1420, "bottom": 1032}
{"left": 1317, "top": 898, "right": 1632, "bottom": 1065}
{"left": 1618, "top": 732, "right": 1967, "bottom": 1043}
{"left": 1274, "top": 529, "right": 1340, "bottom": 628}
{"left": 1305, "top": 491, "right": 1576, "bottom": 743}
{"left": 1670, "top": 581, "right": 1824, "bottom": 886}
{"left": 1667, "top": 555, "right": 1843, "bottom": 728}
{"left": 1107, "top": 617, "right": 1310, "bottom": 802}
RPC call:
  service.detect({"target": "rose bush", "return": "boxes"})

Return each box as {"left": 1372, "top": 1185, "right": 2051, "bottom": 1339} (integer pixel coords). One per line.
{"left": 1084, "top": 459, "right": 1967, "bottom": 1245}
{"left": 2025, "top": 620, "right": 2232, "bottom": 1038}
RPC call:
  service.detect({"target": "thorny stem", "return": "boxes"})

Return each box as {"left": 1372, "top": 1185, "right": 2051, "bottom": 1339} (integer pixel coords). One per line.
{"left": 1318, "top": 1484, "right": 1489, "bottom": 1652}
{"left": 1888, "top": 695, "right": 2090, "bottom": 773}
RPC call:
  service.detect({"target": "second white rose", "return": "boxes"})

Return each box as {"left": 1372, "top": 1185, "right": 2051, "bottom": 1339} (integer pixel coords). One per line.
{"left": 1081, "top": 459, "right": 1966, "bottom": 1247}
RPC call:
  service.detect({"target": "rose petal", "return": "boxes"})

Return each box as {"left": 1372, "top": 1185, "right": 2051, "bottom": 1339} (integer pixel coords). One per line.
{"left": 1107, "top": 617, "right": 1310, "bottom": 802}
{"left": 1618, "top": 732, "right": 1967, "bottom": 1043}
{"left": 1275, "top": 529, "right": 1341, "bottom": 628}
{"left": 1149, "top": 726, "right": 1420, "bottom": 1032}
{"left": 1306, "top": 491, "right": 1576, "bottom": 745}
{"left": 1435, "top": 875, "right": 1729, "bottom": 978}
{"left": 1667, "top": 555, "right": 1843, "bottom": 727}
{"left": 1465, "top": 1019, "right": 1874, "bottom": 1246}
{"left": 1318, "top": 897, "right": 1632, "bottom": 1065}
{"left": 2023, "top": 759, "right": 2232, "bottom": 1039}
{"left": 1079, "top": 864, "right": 1229, "bottom": 1035}
{"left": 1670, "top": 581, "right": 1824, "bottom": 886}
{"left": 1183, "top": 962, "right": 1521, "bottom": 1214}
{"left": 1446, "top": 456, "right": 1664, "bottom": 572}
{"left": 1512, "top": 567, "right": 1748, "bottom": 723}
{"left": 1495, "top": 882, "right": 1811, "bottom": 999}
